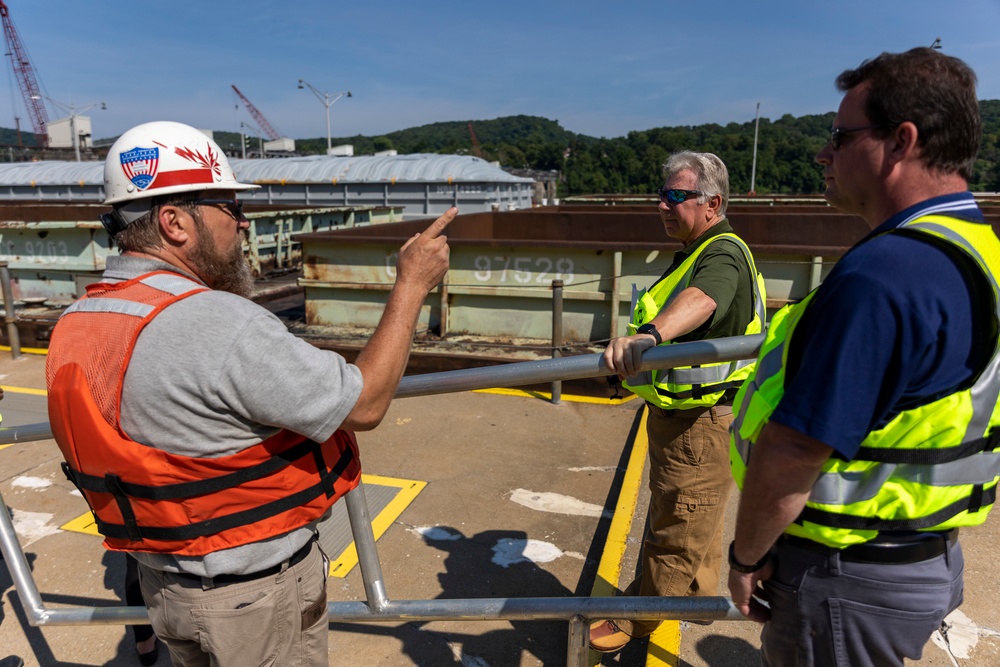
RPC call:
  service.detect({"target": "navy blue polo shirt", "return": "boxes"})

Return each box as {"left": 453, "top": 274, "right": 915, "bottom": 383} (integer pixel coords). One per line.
{"left": 771, "top": 192, "right": 996, "bottom": 459}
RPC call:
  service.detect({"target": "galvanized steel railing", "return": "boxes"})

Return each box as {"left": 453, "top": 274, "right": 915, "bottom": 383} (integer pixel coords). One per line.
{"left": 0, "top": 334, "right": 763, "bottom": 666}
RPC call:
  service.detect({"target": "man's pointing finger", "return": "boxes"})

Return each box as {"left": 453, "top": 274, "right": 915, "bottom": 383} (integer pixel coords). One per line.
{"left": 422, "top": 207, "right": 458, "bottom": 239}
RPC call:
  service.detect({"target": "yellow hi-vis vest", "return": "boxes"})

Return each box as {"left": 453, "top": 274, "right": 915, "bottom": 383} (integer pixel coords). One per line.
{"left": 730, "top": 214, "right": 1000, "bottom": 548}
{"left": 623, "top": 233, "right": 766, "bottom": 410}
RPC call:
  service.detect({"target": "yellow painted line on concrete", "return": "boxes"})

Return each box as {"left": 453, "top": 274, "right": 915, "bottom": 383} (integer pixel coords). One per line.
{"left": 60, "top": 510, "right": 100, "bottom": 536}
{"left": 586, "top": 406, "right": 681, "bottom": 666}
{"left": 328, "top": 474, "right": 426, "bottom": 578}
{"left": 0, "top": 345, "right": 47, "bottom": 355}
{"left": 61, "top": 473, "right": 429, "bottom": 580}
{"left": 646, "top": 621, "right": 682, "bottom": 667}
{"left": 473, "top": 386, "right": 639, "bottom": 406}
{"left": 2, "top": 385, "right": 47, "bottom": 396}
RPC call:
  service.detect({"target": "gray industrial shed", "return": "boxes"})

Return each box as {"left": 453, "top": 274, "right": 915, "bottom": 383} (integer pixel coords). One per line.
{"left": 0, "top": 154, "right": 534, "bottom": 217}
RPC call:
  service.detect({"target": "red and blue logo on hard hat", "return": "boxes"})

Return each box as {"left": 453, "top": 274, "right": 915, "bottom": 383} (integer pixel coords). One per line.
{"left": 119, "top": 146, "right": 159, "bottom": 190}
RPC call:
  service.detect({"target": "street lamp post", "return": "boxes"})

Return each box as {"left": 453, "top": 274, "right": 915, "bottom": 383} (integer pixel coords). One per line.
{"left": 297, "top": 79, "right": 352, "bottom": 155}
{"left": 34, "top": 96, "right": 107, "bottom": 161}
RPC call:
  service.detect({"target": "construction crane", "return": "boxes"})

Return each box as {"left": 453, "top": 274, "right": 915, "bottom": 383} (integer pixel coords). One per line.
{"left": 232, "top": 85, "right": 281, "bottom": 141}
{"left": 1, "top": 0, "right": 48, "bottom": 146}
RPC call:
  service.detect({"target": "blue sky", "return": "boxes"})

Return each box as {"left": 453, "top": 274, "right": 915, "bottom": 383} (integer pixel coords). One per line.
{"left": 5, "top": 1, "right": 1000, "bottom": 142}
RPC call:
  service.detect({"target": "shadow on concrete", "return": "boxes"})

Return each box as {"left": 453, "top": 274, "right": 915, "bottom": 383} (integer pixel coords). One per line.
{"left": 685, "top": 634, "right": 762, "bottom": 667}
{"left": 332, "top": 527, "right": 575, "bottom": 665}
{"left": 1, "top": 550, "right": 93, "bottom": 666}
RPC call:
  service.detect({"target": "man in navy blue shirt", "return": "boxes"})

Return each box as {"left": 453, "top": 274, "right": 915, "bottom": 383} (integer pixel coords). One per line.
{"left": 728, "top": 48, "right": 1000, "bottom": 667}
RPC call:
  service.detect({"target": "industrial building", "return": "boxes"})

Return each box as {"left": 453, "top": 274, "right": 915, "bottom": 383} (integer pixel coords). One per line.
{"left": 0, "top": 153, "right": 535, "bottom": 217}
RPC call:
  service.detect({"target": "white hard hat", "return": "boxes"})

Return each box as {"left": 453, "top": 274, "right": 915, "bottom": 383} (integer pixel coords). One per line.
{"left": 102, "top": 121, "right": 258, "bottom": 230}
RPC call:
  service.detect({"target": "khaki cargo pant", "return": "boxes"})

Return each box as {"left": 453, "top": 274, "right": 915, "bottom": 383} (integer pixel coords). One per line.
{"left": 138, "top": 539, "right": 330, "bottom": 667}
{"left": 614, "top": 404, "right": 734, "bottom": 638}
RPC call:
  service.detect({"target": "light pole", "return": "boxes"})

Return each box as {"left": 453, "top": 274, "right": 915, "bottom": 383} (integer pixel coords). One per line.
{"left": 35, "top": 96, "right": 106, "bottom": 161}
{"left": 749, "top": 102, "right": 760, "bottom": 196}
{"left": 297, "top": 79, "right": 351, "bottom": 155}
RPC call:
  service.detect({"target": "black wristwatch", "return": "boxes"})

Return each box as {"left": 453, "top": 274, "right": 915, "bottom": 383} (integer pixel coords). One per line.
{"left": 636, "top": 323, "right": 662, "bottom": 345}
{"left": 728, "top": 540, "right": 769, "bottom": 573}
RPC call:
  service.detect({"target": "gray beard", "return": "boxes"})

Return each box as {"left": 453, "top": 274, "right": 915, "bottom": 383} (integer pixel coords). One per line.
{"left": 189, "top": 226, "right": 255, "bottom": 299}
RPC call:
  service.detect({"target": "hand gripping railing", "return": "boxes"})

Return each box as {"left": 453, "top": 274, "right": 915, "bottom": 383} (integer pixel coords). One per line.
{"left": 0, "top": 334, "right": 763, "bottom": 666}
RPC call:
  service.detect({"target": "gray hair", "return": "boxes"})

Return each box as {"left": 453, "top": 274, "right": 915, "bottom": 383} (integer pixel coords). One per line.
{"left": 663, "top": 151, "right": 730, "bottom": 217}
{"left": 113, "top": 195, "right": 203, "bottom": 253}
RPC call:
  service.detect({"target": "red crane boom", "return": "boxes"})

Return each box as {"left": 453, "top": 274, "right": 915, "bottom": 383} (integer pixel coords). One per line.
{"left": 231, "top": 85, "right": 280, "bottom": 141}
{"left": 0, "top": 0, "right": 48, "bottom": 146}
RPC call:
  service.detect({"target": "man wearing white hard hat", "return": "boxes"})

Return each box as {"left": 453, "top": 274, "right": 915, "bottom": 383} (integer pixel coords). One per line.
{"left": 46, "top": 121, "right": 455, "bottom": 667}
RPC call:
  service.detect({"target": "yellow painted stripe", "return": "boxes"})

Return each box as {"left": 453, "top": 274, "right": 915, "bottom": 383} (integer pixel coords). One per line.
{"left": 328, "top": 474, "right": 427, "bottom": 578}
{"left": 473, "top": 386, "right": 638, "bottom": 405}
{"left": 2, "top": 385, "right": 47, "bottom": 396}
{"left": 60, "top": 510, "right": 100, "bottom": 536}
{"left": 588, "top": 406, "right": 653, "bottom": 665}
{"left": 646, "top": 621, "right": 681, "bottom": 667}
{"left": 591, "top": 407, "right": 648, "bottom": 597}
{"left": 0, "top": 345, "right": 48, "bottom": 355}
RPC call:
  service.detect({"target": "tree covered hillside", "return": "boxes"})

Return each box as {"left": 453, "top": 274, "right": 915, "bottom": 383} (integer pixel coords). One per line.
{"left": 9, "top": 102, "right": 1000, "bottom": 195}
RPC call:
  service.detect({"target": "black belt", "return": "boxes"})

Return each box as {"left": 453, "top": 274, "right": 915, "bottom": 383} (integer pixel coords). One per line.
{"left": 781, "top": 530, "right": 958, "bottom": 565}
{"left": 173, "top": 535, "right": 315, "bottom": 586}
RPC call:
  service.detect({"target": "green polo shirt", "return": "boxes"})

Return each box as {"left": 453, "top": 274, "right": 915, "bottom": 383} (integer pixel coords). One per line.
{"left": 649, "top": 218, "right": 755, "bottom": 343}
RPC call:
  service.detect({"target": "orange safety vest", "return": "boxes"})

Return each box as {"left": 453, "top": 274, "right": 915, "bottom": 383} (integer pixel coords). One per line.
{"left": 46, "top": 271, "right": 361, "bottom": 556}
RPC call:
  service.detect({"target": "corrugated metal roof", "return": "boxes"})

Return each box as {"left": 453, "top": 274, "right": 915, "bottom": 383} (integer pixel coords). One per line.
{"left": 0, "top": 154, "right": 531, "bottom": 186}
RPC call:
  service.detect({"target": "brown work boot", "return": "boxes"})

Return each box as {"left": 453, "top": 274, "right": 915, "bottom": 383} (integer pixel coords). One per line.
{"left": 589, "top": 620, "right": 630, "bottom": 653}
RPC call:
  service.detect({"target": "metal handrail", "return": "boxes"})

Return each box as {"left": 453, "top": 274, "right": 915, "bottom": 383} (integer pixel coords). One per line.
{"left": 0, "top": 334, "right": 764, "bottom": 666}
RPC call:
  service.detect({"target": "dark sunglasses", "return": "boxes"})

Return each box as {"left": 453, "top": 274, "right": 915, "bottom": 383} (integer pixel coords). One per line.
{"left": 192, "top": 198, "right": 247, "bottom": 222}
{"left": 657, "top": 188, "right": 707, "bottom": 204}
{"left": 828, "top": 124, "right": 884, "bottom": 150}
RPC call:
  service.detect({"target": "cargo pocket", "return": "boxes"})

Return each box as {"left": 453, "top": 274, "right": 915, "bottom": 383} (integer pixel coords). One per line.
{"left": 829, "top": 597, "right": 943, "bottom": 666}
{"left": 195, "top": 587, "right": 283, "bottom": 659}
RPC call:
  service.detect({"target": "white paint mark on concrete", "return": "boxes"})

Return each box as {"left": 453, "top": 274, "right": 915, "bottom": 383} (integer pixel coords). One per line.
{"left": 932, "top": 608, "right": 979, "bottom": 660}
{"left": 12, "top": 476, "right": 52, "bottom": 490}
{"left": 411, "top": 526, "right": 462, "bottom": 541}
{"left": 492, "top": 538, "right": 569, "bottom": 568}
{"left": 567, "top": 466, "right": 617, "bottom": 473}
{"left": 449, "top": 643, "right": 490, "bottom": 666}
{"left": 510, "top": 488, "right": 610, "bottom": 518}
{"left": 69, "top": 489, "right": 82, "bottom": 497}
{"left": 11, "top": 509, "right": 59, "bottom": 546}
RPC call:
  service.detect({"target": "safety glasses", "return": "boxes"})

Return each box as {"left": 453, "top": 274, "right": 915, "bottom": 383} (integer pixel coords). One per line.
{"left": 657, "top": 188, "right": 706, "bottom": 204}
{"left": 828, "top": 124, "right": 884, "bottom": 150}
{"left": 192, "top": 199, "right": 247, "bottom": 222}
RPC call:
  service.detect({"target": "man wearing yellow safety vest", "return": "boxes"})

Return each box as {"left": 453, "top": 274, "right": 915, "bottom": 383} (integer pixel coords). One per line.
{"left": 590, "top": 151, "right": 766, "bottom": 652}
{"left": 728, "top": 48, "right": 1000, "bottom": 667}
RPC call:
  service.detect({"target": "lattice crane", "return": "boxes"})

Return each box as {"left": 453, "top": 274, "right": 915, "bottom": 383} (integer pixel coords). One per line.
{"left": 0, "top": 0, "right": 48, "bottom": 146}
{"left": 232, "top": 85, "right": 281, "bottom": 141}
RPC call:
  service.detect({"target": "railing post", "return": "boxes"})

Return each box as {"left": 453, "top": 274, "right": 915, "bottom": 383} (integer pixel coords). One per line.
{"left": 0, "top": 489, "right": 46, "bottom": 625}
{"left": 551, "top": 279, "right": 563, "bottom": 405}
{"left": 343, "top": 483, "right": 390, "bottom": 611}
{"left": 566, "top": 616, "right": 589, "bottom": 667}
{"left": 0, "top": 261, "right": 22, "bottom": 360}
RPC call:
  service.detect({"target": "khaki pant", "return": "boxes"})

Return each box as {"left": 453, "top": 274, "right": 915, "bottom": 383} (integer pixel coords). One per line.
{"left": 138, "top": 540, "right": 330, "bottom": 667}
{"left": 614, "top": 404, "right": 735, "bottom": 637}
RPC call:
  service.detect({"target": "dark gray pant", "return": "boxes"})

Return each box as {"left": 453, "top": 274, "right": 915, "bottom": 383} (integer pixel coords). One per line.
{"left": 760, "top": 537, "right": 964, "bottom": 667}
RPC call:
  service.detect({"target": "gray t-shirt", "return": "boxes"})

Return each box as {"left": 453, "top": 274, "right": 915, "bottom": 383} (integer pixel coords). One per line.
{"left": 103, "top": 256, "right": 363, "bottom": 577}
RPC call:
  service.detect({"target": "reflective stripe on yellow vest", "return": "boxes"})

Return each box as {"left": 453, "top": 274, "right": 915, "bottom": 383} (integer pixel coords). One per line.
{"left": 730, "top": 214, "right": 1000, "bottom": 548}
{"left": 623, "top": 232, "right": 767, "bottom": 410}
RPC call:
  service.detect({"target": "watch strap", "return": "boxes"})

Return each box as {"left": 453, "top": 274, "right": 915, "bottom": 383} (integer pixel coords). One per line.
{"left": 728, "top": 540, "right": 769, "bottom": 573}
{"left": 636, "top": 323, "right": 662, "bottom": 345}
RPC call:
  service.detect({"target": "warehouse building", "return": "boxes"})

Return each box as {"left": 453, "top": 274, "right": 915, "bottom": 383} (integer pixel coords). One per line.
{"left": 0, "top": 153, "right": 534, "bottom": 217}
